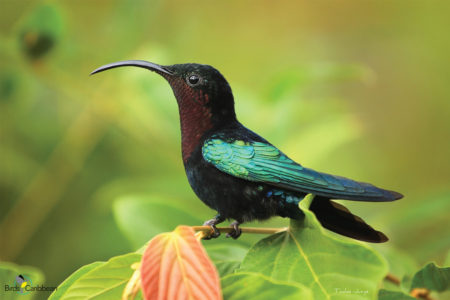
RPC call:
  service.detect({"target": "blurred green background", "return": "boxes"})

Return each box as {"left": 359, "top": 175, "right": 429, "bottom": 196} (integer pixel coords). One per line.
{"left": 1, "top": 0, "right": 449, "bottom": 293}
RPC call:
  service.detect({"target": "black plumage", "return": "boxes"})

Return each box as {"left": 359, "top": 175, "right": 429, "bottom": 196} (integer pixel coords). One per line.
{"left": 91, "top": 60, "right": 403, "bottom": 243}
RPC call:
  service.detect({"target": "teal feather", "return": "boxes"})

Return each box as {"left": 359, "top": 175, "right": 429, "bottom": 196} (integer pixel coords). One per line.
{"left": 202, "top": 138, "right": 388, "bottom": 199}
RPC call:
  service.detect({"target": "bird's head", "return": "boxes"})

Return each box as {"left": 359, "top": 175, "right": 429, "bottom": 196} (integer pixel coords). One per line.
{"left": 91, "top": 60, "right": 236, "bottom": 126}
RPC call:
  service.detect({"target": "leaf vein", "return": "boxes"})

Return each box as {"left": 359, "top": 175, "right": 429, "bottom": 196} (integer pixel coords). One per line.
{"left": 288, "top": 229, "right": 330, "bottom": 299}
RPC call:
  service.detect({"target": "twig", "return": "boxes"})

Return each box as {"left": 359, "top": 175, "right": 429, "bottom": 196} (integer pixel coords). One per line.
{"left": 192, "top": 226, "right": 287, "bottom": 237}
{"left": 384, "top": 273, "right": 401, "bottom": 285}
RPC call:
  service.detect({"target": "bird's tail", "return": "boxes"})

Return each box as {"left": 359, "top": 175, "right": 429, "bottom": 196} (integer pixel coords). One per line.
{"left": 309, "top": 197, "right": 388, "bottom": 243}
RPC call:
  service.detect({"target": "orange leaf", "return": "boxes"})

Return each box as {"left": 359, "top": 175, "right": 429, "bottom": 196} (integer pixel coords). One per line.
{"left": 140, "top": 226, "right": 222, "bottom": 300}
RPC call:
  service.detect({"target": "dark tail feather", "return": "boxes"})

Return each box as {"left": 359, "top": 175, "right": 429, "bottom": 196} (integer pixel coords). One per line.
{"left": 310, "top": 198, "right": 388, "bottom": 243}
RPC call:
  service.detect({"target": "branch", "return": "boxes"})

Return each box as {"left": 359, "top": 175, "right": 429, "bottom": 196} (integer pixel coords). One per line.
{"left": 192, "top": 226, "right": 287, "bottom": 237}
{"left": 384, "top": 273, "right": 401, "bottom": 285}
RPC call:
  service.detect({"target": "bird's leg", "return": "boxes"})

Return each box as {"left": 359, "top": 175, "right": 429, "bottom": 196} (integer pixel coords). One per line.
{"left": 202, "top": 214, "right": 224, "bottom": 239}
{"left": 226, "top": 220, "right": 242, "bottom": 239}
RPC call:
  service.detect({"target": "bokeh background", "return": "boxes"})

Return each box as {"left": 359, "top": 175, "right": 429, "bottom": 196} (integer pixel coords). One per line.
{"left": 1, "top": 0, "right": 449, "bottom": 295}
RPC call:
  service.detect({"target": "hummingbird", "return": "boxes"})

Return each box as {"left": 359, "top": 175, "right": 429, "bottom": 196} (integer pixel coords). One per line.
{"left": 91, "top": 60, "right": 403, "bottom": 243}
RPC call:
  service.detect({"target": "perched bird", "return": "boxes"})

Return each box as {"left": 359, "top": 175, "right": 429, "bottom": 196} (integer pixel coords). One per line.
{"left": 91, "top": 60, "right": 403, "bottom": 243}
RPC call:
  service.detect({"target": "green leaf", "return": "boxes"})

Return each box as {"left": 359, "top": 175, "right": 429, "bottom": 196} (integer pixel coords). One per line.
{"left": 48, "top": 262, "right": 104, "bottom": 300}
{"left": 204, "top": 243, "right": 249, "bottom": 262}
{"left": 215, "top": 261, "right": 241, "bottom": 277}
{"left": 238, "top": 200, "right": 388, "bottom": 299}
{"left": 0, "top": 262, "right": 44, "bottom": 300}
{"left": 410, "top": 262, "right": 450, "bottom": 292}
{"left": 222, "top": 272, "right": 312, "bottom": 300}
{"left": 378, "top": 289, "right": 415, "bottom": 300}
{"left": 113, "top": 195, "right": 202, "bottom": 248}
{"left": 49, "top": 253, "right": 141, "bottom": 300}
{"left": 204, "top": 242, "right": 248, "bottom": 277}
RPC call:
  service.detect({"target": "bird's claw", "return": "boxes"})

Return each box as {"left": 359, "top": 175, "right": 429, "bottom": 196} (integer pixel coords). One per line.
{"left": 204, "top": 225, "right": 220, "bottom": 239}
{"left": 226, "top": 221, "right": 242, "bottom": 239}
{"left": 203, "top": 218, "right": 221, "bottom": 239}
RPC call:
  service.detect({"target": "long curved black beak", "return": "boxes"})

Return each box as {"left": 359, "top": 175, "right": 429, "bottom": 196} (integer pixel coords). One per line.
{"left": 90, "top": 60, "right": 173, "bottom": 76}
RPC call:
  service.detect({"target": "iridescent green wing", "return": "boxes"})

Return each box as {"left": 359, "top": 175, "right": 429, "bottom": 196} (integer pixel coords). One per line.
{"left": 202, "top": 138, "right": 388, "bottom": 200}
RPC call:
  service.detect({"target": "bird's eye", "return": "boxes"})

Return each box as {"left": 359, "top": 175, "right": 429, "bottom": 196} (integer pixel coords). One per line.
{"left": 187, "top": 74, "right": 201, "bottom": 86}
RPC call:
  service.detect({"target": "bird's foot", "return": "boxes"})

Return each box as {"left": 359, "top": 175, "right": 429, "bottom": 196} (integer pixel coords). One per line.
{"left": 226, "top": 221, "right": 242, "bottom": 239}
{"left": 202, "top": 216, "right": 223, "bottom": 240}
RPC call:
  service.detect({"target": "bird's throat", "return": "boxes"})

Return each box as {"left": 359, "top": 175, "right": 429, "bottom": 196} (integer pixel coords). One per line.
{"left": 178, "top": 93, "right": 213, "bottom": 162}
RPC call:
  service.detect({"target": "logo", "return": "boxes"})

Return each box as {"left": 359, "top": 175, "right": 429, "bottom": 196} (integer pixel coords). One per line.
{"left": 3, "top": 274, "right": 33, "bottom": 295}
{"left": 4, "top": 274, "right": 57, "bottom": 295}
{"left": 15, "top": 275, "right": 31, "bottom": 294}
